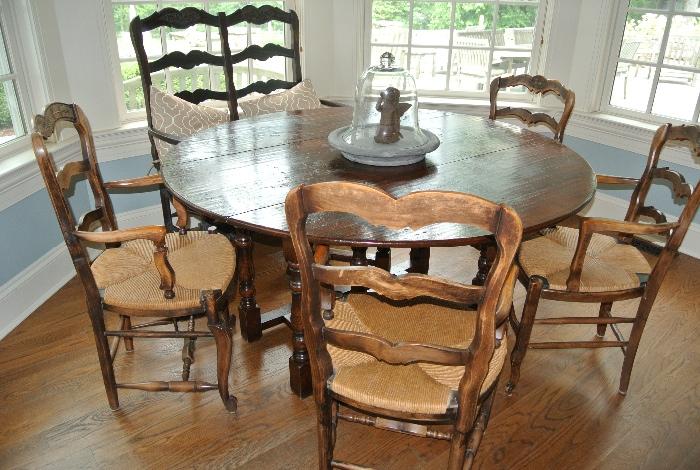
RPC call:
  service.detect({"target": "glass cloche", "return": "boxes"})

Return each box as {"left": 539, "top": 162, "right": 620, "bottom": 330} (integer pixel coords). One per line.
{"left": 328, "top": 52, "right": 440, "bottom": 166}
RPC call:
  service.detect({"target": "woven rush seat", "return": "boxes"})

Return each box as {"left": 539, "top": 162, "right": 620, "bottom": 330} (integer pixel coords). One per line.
{"left": 91, "top": 231, "right": 235, "bottom": 310}
{"left": 325, "top": 293, "right": 508, "bottom": 415}
{"left": 519, "top": 226, "right": 652, "bottom": 292}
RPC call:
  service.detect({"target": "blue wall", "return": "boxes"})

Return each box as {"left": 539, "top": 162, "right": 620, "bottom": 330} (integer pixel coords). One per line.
{"left": 0, "top": 154, "right": 157, "bottom": 286}
{"left": 1, "top": 139, "right": 698, "bottom": 287}
{"left": 566, "top": 136, "right": 700, "bottom": 222}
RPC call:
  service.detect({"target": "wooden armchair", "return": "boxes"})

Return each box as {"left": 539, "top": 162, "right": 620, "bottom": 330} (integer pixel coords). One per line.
{"left": 508, "top": 123, "right": 700, "bottom": 395}
{"left": 285, "top": 182, "right": 522, "bottom": 469}
{"left": 489, "top": 74, "right": 575, "bottom": 142}
{"left": 32, "top": 103, "right": 237, "bottom": 411}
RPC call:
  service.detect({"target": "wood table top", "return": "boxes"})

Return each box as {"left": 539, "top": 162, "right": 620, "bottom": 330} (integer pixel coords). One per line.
{"left": 162, "top": 107, "right": 596, "bottom": 247}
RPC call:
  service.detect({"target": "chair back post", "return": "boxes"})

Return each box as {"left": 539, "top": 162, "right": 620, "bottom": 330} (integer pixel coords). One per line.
{"left": 285, "top": 182, "right": 523, "bottom": 415}
{"left": 489, "top": 74, "right": 575, "bottom": 143}
{"left": 31, "top": 103, "right": 110, "bottom": 303}
{"left": 218, "top": 12, "right": 239, "bottom": 120}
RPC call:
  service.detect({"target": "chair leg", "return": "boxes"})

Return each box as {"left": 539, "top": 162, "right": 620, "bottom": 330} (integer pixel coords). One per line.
{"left": 619, "top": 299, "right": 653, "bottom": 395}
{"left": 181, "top": 315, "right": 196, "bottom": 381}
{"left": 203, "top": 290, "right": 237, "bottom": 412}
{"left": 597, "top": 302, "right": 612, "bottom": 338}
{"left": 506, "top": 276, "right": 545, "bottom": 394}
{"left": 316, "top": 395, "right": 336, "bottom": 470}
{"left": 122, "top": 315, "right": 134, "bottom": 352}
{"left": 447, "top": 429, "right": 469, "bottom": 470}
{"left": 88, "top": 303, "right": 119, "bottom": 410}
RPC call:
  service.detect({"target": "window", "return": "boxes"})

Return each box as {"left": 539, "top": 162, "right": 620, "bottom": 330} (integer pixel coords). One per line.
{"left": 0, "top": 5, "right": 27, "bottom": 148}
{"left": 368, "top": 0, "right": 545, "bottom": 97}
{"left": 604, "top": 0, "right": 700, "bottom": 123}
{"left": 110, "top": 0, "right": 292, "bottom": 117}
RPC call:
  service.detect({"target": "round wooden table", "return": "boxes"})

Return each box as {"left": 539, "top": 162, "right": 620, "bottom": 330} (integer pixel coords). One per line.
{"left": 162, "top": 106, "right": 596, "bottom": 398}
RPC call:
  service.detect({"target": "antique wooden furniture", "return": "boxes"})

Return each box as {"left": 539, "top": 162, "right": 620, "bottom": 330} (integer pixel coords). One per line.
{"left": 159, "top": 106, "right": 596, "bottom": 398}
{"left": 286, "top": 182, "right": 522, "bottom": 469}
{"left": 130, "top": 6, "right": 237, "bottom": 231}
{"left": 489, "top": 74, "right": 575, "bottom": 143}
{"left": 32, "top": 103, "right": 237, "bottom": 411}
{"left": 508, "top": 123, "right": 700, "bottom": 395}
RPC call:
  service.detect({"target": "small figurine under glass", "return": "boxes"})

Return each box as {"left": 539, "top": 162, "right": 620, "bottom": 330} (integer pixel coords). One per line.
{"left": 328, "top": 52, "right": 440, "bottom": 166}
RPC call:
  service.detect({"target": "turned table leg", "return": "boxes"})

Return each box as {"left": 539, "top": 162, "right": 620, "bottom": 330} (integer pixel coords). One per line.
{"left": 472, "top": 242, "right": 497, "bottom": 286}
{"left": 407, "top": 247, "right": 430, "bottom": 274}
{"left": 283, "top": 239, "right": 312, "bottom": 398}
{"left": 234, "top": 230, "right": 262, "bottom": 342}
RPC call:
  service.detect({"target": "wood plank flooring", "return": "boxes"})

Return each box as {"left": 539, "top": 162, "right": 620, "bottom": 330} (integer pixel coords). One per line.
{"left": 1, "top": 239, "right": 699, "bottom": 469}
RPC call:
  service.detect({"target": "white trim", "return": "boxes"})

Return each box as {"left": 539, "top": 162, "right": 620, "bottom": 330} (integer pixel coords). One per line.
{"left": 0, "top": 203, "right": 163, "bottom": 340}
{"left": 581, "top": 192, "right": 700, "bottom": 259}
{"left": 0, "top": 123, "right": 150, "bottom": 212}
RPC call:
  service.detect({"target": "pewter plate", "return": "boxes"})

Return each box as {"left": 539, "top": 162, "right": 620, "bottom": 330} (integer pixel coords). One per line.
{"left": 328, "top": 126, "right": 440, "bottom": 166}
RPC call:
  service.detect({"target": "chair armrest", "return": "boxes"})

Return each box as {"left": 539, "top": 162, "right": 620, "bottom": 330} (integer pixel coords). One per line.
{"left": 103, "top": 175, "right": 189, "bottom": 232}
{"left": 104, "top": 174, "right": 163, "bottom": 189}
{"left": 149, "top": 127, "right": 181, "bottom": 145}
{"left": 566, "top": 217, "right": 677, "bottom": 291}
{"left": 320, "top": 99, "right": 347, "bottom": 108}
{"left": 596, "top": 174, "right": 640, "bottom": 185}
{"left": 76, "top": 226, "right": 175, "bottom": 299}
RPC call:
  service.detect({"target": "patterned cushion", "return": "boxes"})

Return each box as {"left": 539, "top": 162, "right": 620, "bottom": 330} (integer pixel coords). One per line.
{"left": 325, "top": 293, "right": 508, "bottom": 415}
{"left": 239, "top": 79, "right": 322, "bottom": 117}
{"left": 91, "top": 231, "right": 235, "bottom": 311}
{"left": 518, "top": 226, "right": 652, "bottom": 292}
{"left": 149, "top": 86, "right": 229, "bottom": 158}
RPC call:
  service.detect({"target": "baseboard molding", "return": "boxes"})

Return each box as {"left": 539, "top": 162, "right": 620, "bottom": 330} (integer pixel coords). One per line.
{"left": 0, "top": 204, "right": 163, "bottom": 341}
{"left": 580, "top": 192, "right": 700, "bottom": 259}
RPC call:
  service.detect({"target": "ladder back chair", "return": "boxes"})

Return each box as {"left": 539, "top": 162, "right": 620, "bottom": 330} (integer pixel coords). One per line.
{"left": 32, "top": 103, "right": 237, "bottom": 411}
{"left": 508, "top": 123, "right": 700, "bottom": 395}
{"left": 223, "top": 4, "right": 341, "bottom": 109}
{"left": 489, "top": 74, "right": 575, "bottom": 143}
{"left": 130, "top": 6, "right": 237, "bottom": 231}
{"left": 286, "top": 182, "right": 523, "bottom": 470}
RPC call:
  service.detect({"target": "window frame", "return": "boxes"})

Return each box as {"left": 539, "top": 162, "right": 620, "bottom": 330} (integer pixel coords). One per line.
{"left": 600, "top": 0, "right": 700, "bottom": 124}
{"left": 107, "top": 0, "right": 298, "bottom": 123}
{"left": 0, "top": 0, "right": 33, "bottom": 159}
{"left": 362, "top": 0, "right": 549, "bottom": 102}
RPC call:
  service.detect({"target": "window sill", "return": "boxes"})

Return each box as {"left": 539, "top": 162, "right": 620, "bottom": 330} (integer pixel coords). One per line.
{"left": 0, "top": 123, "right": 150, "bottom": 212}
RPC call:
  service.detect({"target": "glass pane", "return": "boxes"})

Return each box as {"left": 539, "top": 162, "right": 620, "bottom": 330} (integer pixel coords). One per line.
{"left": 652, "top": 69, "right": 700, "bottom": 120}
{"left": 0, "top": 81, "right": 24, "bottom": 144}
{"left": 410, "top": 47, "right": 447, "bottom": 90}
{"left": 629, "top": 0, "right": 672, "bottom": 9}
{"left": 453, "top": 4, "right": 495, "bottom": 47}
{"left": 492, "top": 50, "right": 531, "bottom": 76}
{"left": 450, "top": 49, "right": 489, "bottom": 92}
{"left": 497, "top": 5, "right": 539, "bottom": 49}
{"left": 251, "top": 23, "right": 284, "bottom": 49}
{"left": 610, "top": 63, "right": 655, "bottom": 112}
{"left": 411, "top": 2, "right": 452, "bottom": 46}
{"left": 121, "top": 61, "right": 148, "bottom": 112}
{"left": 251, "top": 56, "right": 286, "bottom": 83}
{"left": 162, "top": 3, "right": 206, "bottom": 54}
{"left": 169, "top": 65, "right": 210, "bottom": 93}
{"left": 210, "top": 2, "right": 246, "bottom": 52}
{"left": 620, "top": 12, "right": 667, "bottom": 63}
{"left": 113, "top": 4, "right": 159, "bottom": 59}
{"left": 371, "top": 1, "right": 410, "bottom": 44}
{"left": 675, "top": 0, "right": 700, "bottom": 13}
{"left": 0, "top": 22, "right": 11, "bottom": 75}
{"left": 231, "top": 63, "right": 250, "bottom": 90}
{"left": 664, "top": 16, "right": 700, "bottom": 68}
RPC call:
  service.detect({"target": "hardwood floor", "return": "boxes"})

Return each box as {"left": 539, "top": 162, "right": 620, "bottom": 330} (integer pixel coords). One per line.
{"left": 1, "top": 239, "right": 699, "bottom": 469}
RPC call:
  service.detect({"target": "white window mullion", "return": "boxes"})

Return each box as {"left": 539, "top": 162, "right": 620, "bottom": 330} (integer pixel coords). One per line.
{"left": 644, "top": 6, "right": 674, "bottom": 114}
{"left": 485, "top": 0, "right": 499, "bottom": 93}
{"left": 406, "top": 0, "right": 414, "bottom": 71}
{"left": 445, "top": 0, "right": 457, "bottom": 92}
